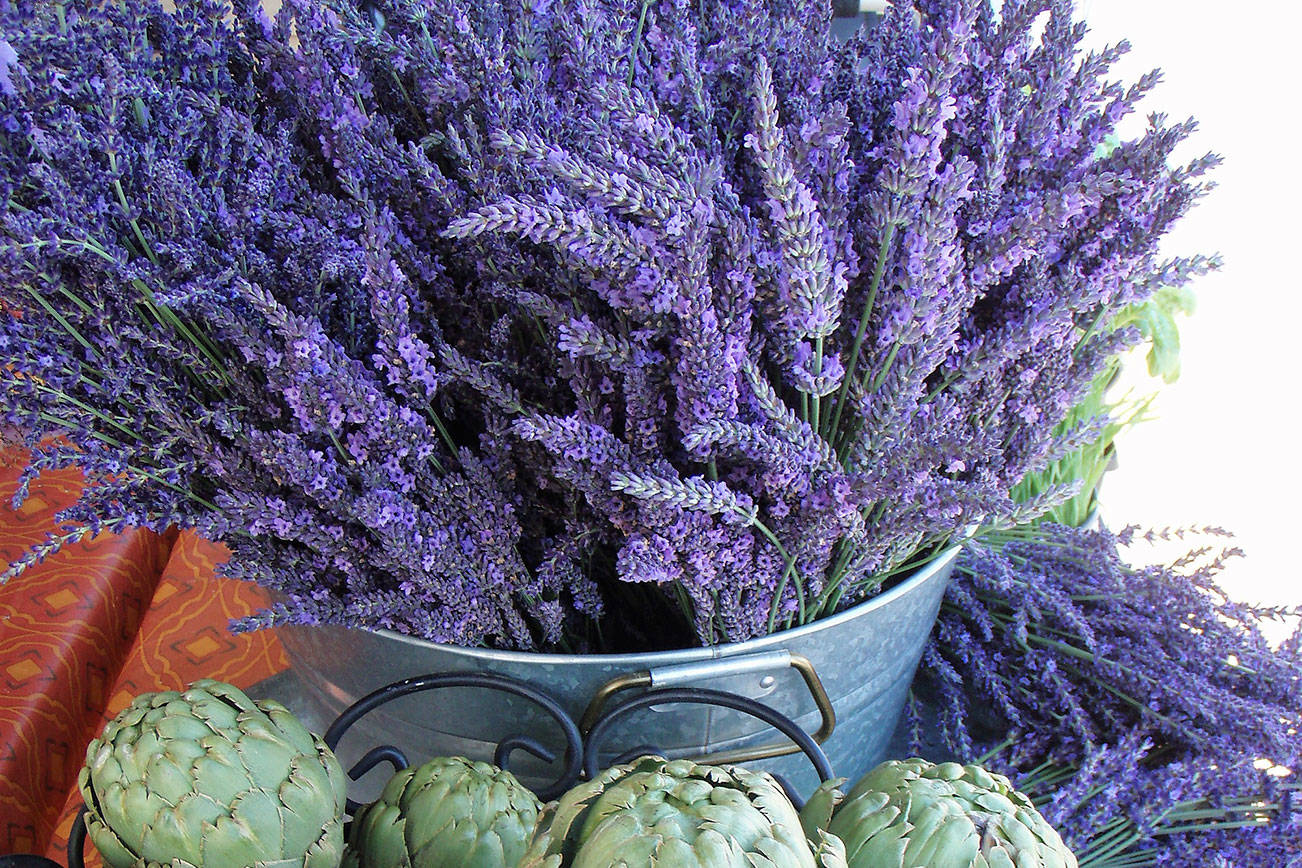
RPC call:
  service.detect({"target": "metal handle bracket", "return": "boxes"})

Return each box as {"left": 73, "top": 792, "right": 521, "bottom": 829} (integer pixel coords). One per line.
{"left": 578, "top": 651, "right": 836, "bottom": 766}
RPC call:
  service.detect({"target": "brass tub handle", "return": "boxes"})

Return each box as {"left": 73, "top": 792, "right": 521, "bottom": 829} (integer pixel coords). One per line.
{"left": 578, "top": 650, "right": 836, "bottom": 766}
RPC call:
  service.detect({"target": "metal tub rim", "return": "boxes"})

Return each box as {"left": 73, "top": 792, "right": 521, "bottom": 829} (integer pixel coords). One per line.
{"left": 278, "top": 543, "right": 961, "bottom": 796}
{"left": 340, "top": 542, "right": 962, "bottom": 666}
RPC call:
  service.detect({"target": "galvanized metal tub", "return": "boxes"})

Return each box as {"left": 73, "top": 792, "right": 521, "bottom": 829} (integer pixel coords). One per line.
{"left": 277, "top": 544, "right": 959, "bottom": 797}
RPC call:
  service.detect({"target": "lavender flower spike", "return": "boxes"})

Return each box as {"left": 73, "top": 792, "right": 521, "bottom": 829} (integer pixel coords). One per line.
{"left": 611, "top": 471, "right": 757, "bottom": 526}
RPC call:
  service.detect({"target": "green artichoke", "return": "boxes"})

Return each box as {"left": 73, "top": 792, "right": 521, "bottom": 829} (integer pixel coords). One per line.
{"left": 520, "top": 755, "right": 847, "bottom": 868}
{"left": 342, "top": 755, "right": 543, "bottom": 868}
{"left": 79, "top": 679, "right": 348, "bottom": 868}
{"left": 801, "top": 759, "right": 1077, "bottom": 868}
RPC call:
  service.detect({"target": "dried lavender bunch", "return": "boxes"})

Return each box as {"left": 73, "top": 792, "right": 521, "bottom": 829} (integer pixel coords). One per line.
{"left": 1, "top": 0, "right": 1217, "bottom": 649}
{"left": 0, "top": 0, "right": 591, "bottom": 648}
{"left": 264, "top": 0, "right": 1215, "bottom": 641}
{"left": 1030, "top": 735, "right": 1302, "bottom": 867}
{"left": 914, "top": 524, "right": 1302, "bottom": 863}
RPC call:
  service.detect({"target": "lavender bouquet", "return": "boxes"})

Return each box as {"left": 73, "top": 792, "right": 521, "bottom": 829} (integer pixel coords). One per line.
{"left": 916, "top": 525, "right": 1302, "bottom": 864}
{"left": 0, "top": 0, "right": 1215, "bottom": 652}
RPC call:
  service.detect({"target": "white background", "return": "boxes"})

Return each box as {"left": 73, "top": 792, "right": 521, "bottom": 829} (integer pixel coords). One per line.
{"left": 1075, "top": 0, "right": 1301, "bottom": 635}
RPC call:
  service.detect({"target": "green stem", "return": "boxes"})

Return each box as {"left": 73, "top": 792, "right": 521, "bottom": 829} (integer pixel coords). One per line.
{"left": 922, "top": 368, "right": 961, "bottom": 403}
{"left": 17, "top": 237, "right": 117, "bottom": 264}
{"left": 756, "top": 519, "right": 806, "bottom": 634}
{"left": 976, "top": 736, "right": 1017, "bottom": 765}
{"left": 628, "top": 1, "right": 652, "bottom": 87}
{"left": 838, "top": 538, "right": 937, "bottom": 610}
{"left": 810, "top": 500, "right": 891, "bottom": 615}
{"left": 1057, "top": 657, "right": 1188, "bottom": 733}
{"left": 108, "top": 152, "right": 159, "bottom": 267}
{"left": 1078, "top": 821, "right": 1144, "bottom": 866}
{"left": 114, "top": 179, "right": 158, "bottom": 267}
{"left": 423, "top": 402, "right": 458, "bottom": 465}
{"left": 816, "top": 538, "right": 856, "bottom": 612}
{"left": 104, "top": 153, "right": 229, "bottom": 387}
{"left": 826, "top": 223, "right": 896, "bottom": 450}
{"left": 1073, "top": 305, "right": 1112, "bottom": 359}
{"left": 869, "top": 341, "right": 900, "bottom": 392}
{"left": 1156, "top": 818, "right": 1274, "bottom": 835}
{"left": 810, "top": 335, "right": 824, "bottom": 434}
{"left": 21, "top": 283, "right": 95, "bottom": 354}
{"left": 54, "top": 284, "right": 94, "bottom": 316}
{"left": 130, "top": 278, "right": 230, "bottom": 386}
{"left": 36, "top": 413, "right": 120, "bottom": 447}
{"left": 327, "top": 430, "right": 352, "bottom": 465}
{"left": 133, "top": 468, "right": 221, "bottom": 513}
{"left": 810, "top": 544, "right": 866, "bottom": 620}
{"left": 33, "top": 383, "right": 143, "bottom": 440}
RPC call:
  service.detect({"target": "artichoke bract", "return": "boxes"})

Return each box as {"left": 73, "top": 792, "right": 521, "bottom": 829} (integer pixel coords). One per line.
{"left": 803, "top": 759, "right": 1076, "bottom": 868}
{"left": 520, "top": 755, "right": 847, "bottom": 868}
{"left": 78, "top": 679, "right": 347, "bottom": 868}
{"left": 342, "top": 755, "right": 543, "bottom": 868}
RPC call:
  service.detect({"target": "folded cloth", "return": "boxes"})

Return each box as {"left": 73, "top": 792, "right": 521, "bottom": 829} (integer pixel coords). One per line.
{"left": 0, "top": 450, "right": 175, "bottom": 856}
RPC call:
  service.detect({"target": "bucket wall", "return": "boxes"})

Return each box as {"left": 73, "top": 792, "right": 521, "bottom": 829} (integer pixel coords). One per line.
{"left": 277, "top": 545, "right": 960, "bottom": 797}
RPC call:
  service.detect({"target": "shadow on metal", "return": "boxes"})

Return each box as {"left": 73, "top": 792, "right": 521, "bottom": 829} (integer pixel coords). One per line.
{"left": 322, "top": 671, "right": 585, "bottom": 808}
{"left": 583, "top": 685, "right": 835, "bottom": 810}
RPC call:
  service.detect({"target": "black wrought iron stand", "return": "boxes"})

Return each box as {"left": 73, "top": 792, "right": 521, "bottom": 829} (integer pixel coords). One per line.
{"left": 36, "top": 668, "right": 837, "bottom": 868}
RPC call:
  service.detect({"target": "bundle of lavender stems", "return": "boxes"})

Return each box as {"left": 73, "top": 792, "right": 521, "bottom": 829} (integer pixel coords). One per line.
{"left": 918, "top": 525, "right": 1302, "bottom": 864}
{"left": 1, "top": 0, "right": 1213, "bottom": 650}
{"left": 4, "top": 1, "right": 1295, "bottom": 860}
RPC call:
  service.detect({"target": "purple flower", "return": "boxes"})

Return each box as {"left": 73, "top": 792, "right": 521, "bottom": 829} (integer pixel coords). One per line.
{"left": 1, "top": 0, "right": 1216, "bottom": 652}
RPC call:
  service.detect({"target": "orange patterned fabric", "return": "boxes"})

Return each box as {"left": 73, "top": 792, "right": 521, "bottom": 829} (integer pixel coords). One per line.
{"left": 46, "top": 530, "right": 289, "bottom": 865}
{"left": 90, "top": 532, "right": 287, "bottom": 706}
{"left": 0, "top": 453, "right": 175, "bottom": 857}
{"left": 0, "top": 445, "right": 292, "bottom": 862}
